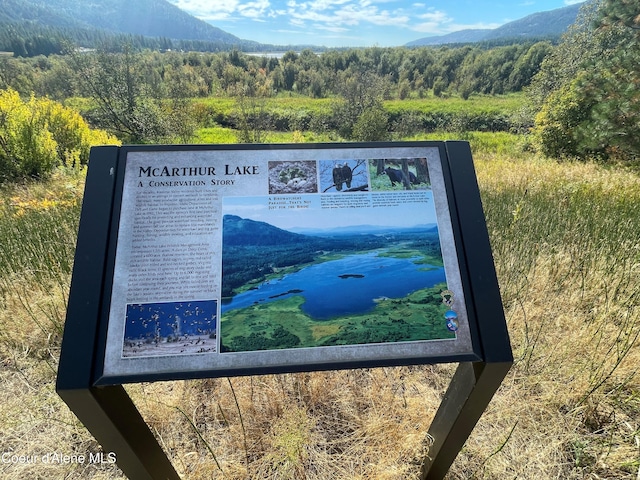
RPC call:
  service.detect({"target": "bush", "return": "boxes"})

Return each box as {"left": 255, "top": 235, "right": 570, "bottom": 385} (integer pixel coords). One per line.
{"left": 0, "top": 88, "right": 119, "bottom": 182}
{"left": 351, "top": 107, "right": 390, "bottom": 142}
{"left": 532, "top": 75, "right": 594, "bottom": 159}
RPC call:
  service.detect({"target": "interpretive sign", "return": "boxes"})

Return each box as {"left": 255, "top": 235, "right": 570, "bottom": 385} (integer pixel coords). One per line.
{"left": 90, "top": 142, "right": 482, "bottom": 383}
{"left": 57, "top": 141, "right": 511, "bottom": 480}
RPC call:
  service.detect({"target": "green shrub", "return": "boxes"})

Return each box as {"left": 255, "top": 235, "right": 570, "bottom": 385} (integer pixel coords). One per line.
{"left": 351, "top": 107, "right": 390, "bottom": 141}
{"left": 532, "top": 75, "right": 594, "bottom": 159}
{"left": 0, "top": 88, "right": 119, "bottom": 182}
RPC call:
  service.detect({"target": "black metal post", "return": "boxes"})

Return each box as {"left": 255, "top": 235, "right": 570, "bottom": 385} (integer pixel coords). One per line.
{"left": 420, "top": 361, "right": 512, "bottom": 479}
{"left": 58, "top": 386, "right": 181, "bottom": 480}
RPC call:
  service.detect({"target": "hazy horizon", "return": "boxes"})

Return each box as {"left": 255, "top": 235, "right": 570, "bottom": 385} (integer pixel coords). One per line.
{"left": 168, "top": 0, "right": 585, "bottom": 47}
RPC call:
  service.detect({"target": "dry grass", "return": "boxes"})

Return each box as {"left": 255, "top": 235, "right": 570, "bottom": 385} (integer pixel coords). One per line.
{"left": 1, "top": 153, "right": 639, "bottom": 479}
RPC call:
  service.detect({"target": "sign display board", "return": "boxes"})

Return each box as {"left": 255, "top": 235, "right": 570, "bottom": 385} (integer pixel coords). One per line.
{"left": 91, "top": 142, "right": 484, "bottom": 384}
{"left": 58, "top": 141, "right": 511, "bottom": 480}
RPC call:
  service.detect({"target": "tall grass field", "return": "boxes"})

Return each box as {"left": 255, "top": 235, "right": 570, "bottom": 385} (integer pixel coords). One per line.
{"left": 1, "top": 138, "right": 639, "bottom": 479}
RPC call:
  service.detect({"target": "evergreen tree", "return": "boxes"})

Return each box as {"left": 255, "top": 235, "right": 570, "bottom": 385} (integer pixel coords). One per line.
{"left": 531, "top": 0, "right": 640, "bottom": 161}
{"left": 579, "top": 0, "right": 640, "bottom": 159}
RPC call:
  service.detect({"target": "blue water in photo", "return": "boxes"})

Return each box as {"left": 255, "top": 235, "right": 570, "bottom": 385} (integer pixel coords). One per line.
{"left": 124, "top": 300, "right": 217, "bottom": 340}
{"left": 221, "top": 250, "right": 445, "bottom": 320}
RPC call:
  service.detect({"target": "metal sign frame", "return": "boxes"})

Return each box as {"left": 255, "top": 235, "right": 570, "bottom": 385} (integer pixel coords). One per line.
{"left": 56, "top": 141, "right": 512, "bottom": 480}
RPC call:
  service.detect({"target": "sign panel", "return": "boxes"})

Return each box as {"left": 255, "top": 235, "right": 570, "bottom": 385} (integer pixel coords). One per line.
{"left": 96, "top": 143, "right": 481, "bottom": 383}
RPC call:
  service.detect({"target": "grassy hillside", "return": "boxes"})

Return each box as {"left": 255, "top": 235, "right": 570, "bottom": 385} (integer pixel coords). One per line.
{"left": 1, "top": 139, "right": 639, "bottom": 479}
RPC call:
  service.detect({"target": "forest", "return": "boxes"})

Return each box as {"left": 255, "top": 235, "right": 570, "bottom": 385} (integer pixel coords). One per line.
{"left": 0, "top": 39, "right": 553, "bottom": 100}
{"left": 0, "top": 42, "right": 540, "bottom": 180}
{"left": 0, "top": 22, "right": 260, "bottom": 58}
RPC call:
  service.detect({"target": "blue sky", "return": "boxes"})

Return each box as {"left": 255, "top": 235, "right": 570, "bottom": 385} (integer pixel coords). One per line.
{"left": 168, "top": 0, "right": 585, "bottom": 47}
{"left": 223, "top": 193, "right": 437, "bottom": 230}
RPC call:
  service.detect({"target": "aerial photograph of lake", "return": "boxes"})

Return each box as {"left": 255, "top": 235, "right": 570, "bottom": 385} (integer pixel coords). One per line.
{"left": 221, "top": 250, "right": 445, "bottom": 320}
{"left": 219, "top": 184, "right": 457, "bottom": 353}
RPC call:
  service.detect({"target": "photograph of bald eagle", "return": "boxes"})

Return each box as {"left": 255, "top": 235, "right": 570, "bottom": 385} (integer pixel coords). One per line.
{"left": 321, "top": 159, "right": 369, "bottom": 192}
{"left": 334, "top": 163, "right": 352, "bottom": 190}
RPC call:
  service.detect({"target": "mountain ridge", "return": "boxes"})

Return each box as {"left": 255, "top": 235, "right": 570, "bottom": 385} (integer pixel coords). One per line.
{"left": 223, "top": 215, "right": 311, "bottom": 247}
{"left": 289, "top": 224, "right": 438, "bottom": 236}
{"left": 0, "top": 0, "right": 252, "bottom": 46}
{"left": 2, "top": 0, "right": 585, "bottom": 50}
{"left": 407, "top": 3, "right": 584, "bottom": 46}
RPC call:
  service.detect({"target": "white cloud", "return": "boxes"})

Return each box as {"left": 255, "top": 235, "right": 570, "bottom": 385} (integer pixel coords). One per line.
{"left": 409, "top": 8, "right": 502, "bottom": 34}
{"left": 363, "top": 0, "right": 400, "bottom": 5}
{"left": 287, "top": 0, "right": 412, "bottom": 30}
{"left": 171, "top": 0, "right": 513, "bottom": 45}
{"left": 370, "top": 11, "right": 411, "bottom": 27}
{"left": 564, "top": 0, "right": 584, "bottom": 4}
{"left": 304, "top": 0, "right": 353, "bottom": 11}
{"left": 169, "top": 0, "right": 240, "bottom": 20}
{"left": 275, "top": 28, "right": 307, "bottom": 33}
{"left": 289, "top": 17, "right": 306, "bottom": 26}
{"left": 238, "top": 0, "right": 271, "bottom": 18}
{"left": 314, "top": 24, "right": 350, "bottom": 32}
{"left": 409, "top": 10, "right": 451, "bottom": 33}
{"left": 411, "top": 21, "right": 444, "bottom": 33}
{"left": 417, "top": 10, "right": 451, "bottom": 23}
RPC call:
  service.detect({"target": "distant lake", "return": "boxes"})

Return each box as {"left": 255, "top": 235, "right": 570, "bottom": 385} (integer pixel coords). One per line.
{"left": 245, "top": 51, "right": 324, "bottom": 59}
{"left": 221, "top": 250, "right": 445, "bottom": 320}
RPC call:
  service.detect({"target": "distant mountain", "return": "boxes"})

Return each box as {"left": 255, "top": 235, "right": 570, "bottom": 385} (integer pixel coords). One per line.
{"left": 1, "top": 0, "right": 252, "bottom": 45}
{"left": 220, "top": 214, "right": 439, "bottom": 297}
{"left": 0, "top": 0, "right": 85, "bottom": 27}
{"left": 484, "top": 3, "right": 584, "bottom": 40}
{"left": 2, "top": 0, "right": 586, "bottom": 52}
{"left": 289, "top": 224, "right": 438, "bottom": 236}
{"left": 223, "top": 215, "right": 311, "bottom": 247}
{"left": 407, "top": 29, "right": 491, "bottom": 46}
{"left": 407, "top": 3, "right": 584, "bottom": 46}
{"left": 222, "top": 214, "right": 332, "bottom": 297}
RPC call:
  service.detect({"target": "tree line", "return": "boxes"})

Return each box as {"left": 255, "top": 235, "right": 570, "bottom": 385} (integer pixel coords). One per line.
{"left": 0, "top": 41, "right": 552, "bottom": 101}
{"left": 0, "top": 40, "right": 551, "bottom": 146}
{"left": 0, "top": 17, "right": 260, "bottom": 58}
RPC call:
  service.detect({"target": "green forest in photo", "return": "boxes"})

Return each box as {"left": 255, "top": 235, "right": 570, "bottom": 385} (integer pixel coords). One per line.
{"left": 1, "top": 1, "right": 640, "bottom": 478}
{"left": 221, "top": 284, "right": 453, "bottom": 353}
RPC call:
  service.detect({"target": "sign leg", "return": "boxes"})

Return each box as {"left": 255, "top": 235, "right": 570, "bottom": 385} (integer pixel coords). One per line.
{"left": 58, "top": 385, "right": 181, "bottom": 480}
{"left": 421, "top": 361, "right": 511, "bottom": 480}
